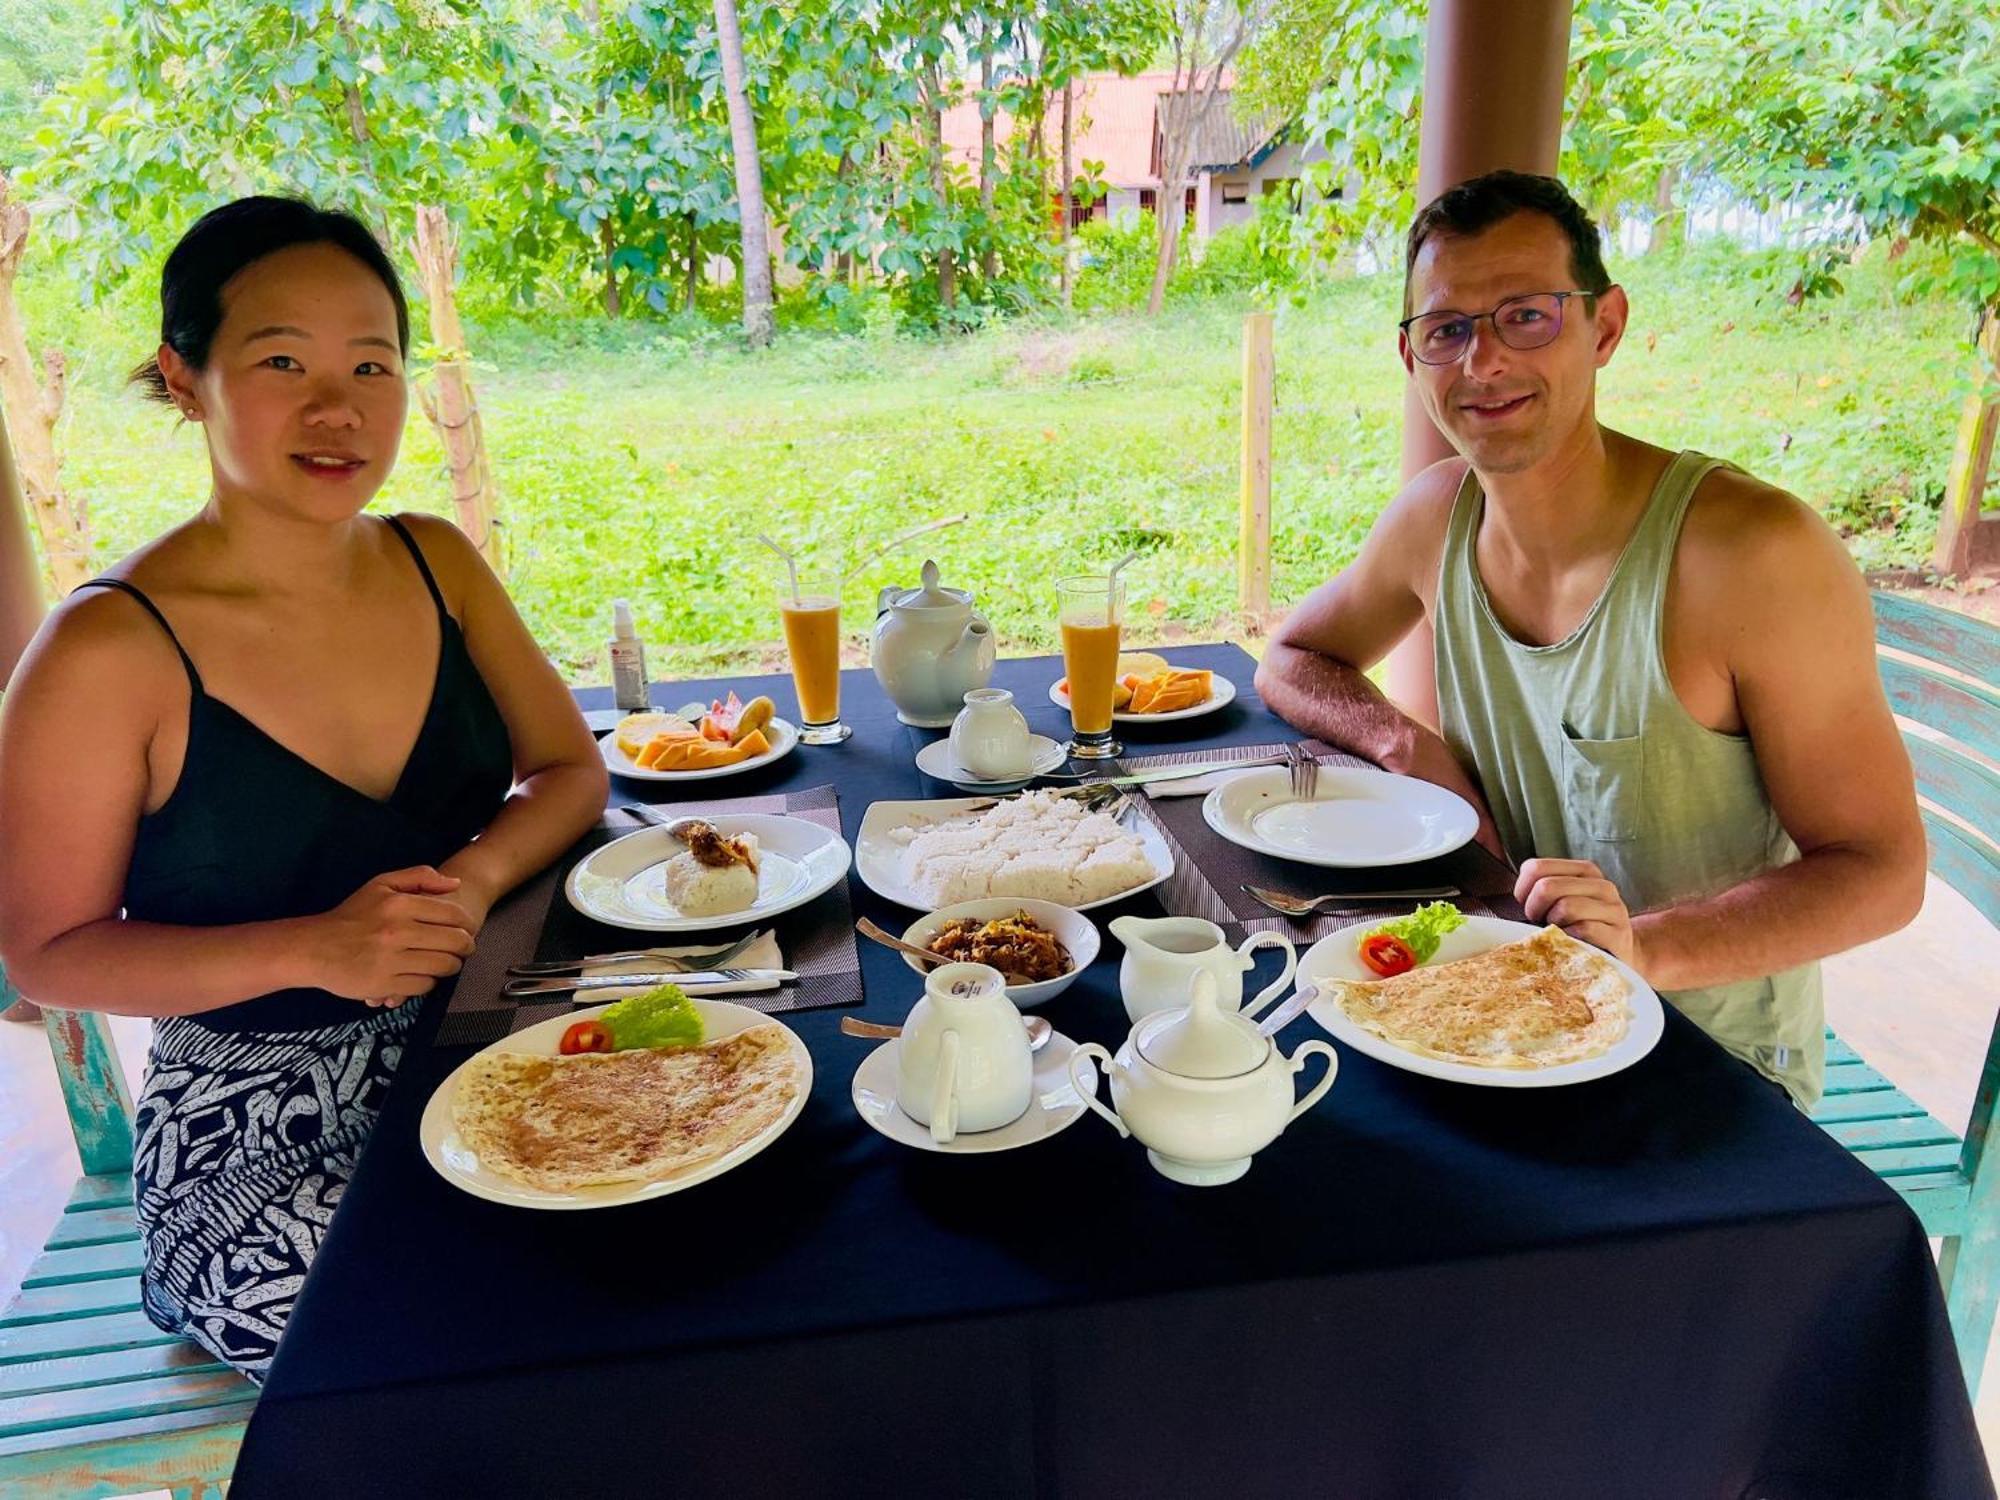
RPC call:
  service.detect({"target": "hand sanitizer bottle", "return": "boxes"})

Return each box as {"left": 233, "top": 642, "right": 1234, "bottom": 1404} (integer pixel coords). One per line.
{"left": 609, "top": 599, "right": 651, "bottom": 711}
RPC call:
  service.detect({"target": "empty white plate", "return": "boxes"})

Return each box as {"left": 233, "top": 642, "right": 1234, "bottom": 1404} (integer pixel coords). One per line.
{"left": 1202, "top": 765, "right": 1478, "bottom": 868}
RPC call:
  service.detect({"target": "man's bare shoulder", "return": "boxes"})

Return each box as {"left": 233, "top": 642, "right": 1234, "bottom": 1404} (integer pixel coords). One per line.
{"left": 1385, "top": 455, "right": 1473, "bottom": 531}
{"left": 1681, "top": 464, "right": 1856, "bottom": 594}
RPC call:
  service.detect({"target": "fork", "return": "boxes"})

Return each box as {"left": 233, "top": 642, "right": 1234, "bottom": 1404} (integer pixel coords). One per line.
{"left": 1288, "top": 743, "right": 1320, "bottom": 801}
{"left": 1241, "top": 884, "right": 1460, "bottom": 917}
{"left": 506, "top": 928, "right": 766, "bottom": 978}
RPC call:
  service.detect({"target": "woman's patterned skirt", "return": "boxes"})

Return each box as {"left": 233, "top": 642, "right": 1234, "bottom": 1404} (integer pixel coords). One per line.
{"left": 131, "top": 1004, "right": 419, "bottom": 1382}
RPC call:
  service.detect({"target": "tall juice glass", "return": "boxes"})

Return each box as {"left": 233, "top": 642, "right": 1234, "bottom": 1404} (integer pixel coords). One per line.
{"left": 1058, "top": 575, "right": 1123, "bottom": 759}
{"left": 780, "top": 584, "right": 851, "bottom": 744}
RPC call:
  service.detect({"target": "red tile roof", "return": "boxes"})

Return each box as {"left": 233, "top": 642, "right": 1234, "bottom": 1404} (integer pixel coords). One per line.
{"left": 941, "top": 71, "right": 1250, "bottom": 190}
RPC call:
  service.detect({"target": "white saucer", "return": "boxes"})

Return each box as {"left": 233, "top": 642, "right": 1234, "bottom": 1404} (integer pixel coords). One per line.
{"left": 914, "top": 734, "right": 1067, "bottom": 790}
{"left": 850, "top": 1032, "right": 1095, "bottom": 1153}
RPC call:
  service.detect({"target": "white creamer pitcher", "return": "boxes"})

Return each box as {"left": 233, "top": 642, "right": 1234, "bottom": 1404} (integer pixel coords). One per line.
{"left": 1108, "top": 914, "right": 1296, "bottom": 1025}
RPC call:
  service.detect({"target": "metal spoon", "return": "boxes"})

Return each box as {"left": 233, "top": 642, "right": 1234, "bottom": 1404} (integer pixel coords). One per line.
{"left": 1256, "top": 981, "right": 1321, "bottom": 1038}
{"left": 853, "top": 917, "right": 1040, "bottom": 987}
{"left": 841, "top": 1013, "right": 1054, "bottom": 1052}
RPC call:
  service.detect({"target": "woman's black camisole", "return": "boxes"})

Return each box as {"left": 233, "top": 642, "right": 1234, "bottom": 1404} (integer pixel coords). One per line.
{"left": 75, "top": 515, "right": 514, "bottom": 1033}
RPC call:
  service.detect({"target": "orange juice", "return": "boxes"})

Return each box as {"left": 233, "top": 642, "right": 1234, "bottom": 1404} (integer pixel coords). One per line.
{"left": 780, "top": 594, "right": 842, "bottom": 727}
{"left": 1060, "top": 616, "right": 1122, "bottom": 734}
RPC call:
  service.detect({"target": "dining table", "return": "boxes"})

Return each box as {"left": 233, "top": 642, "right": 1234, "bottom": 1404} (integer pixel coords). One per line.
{"left": 225, "top": 644, "right": 1991, "bottom": 1499}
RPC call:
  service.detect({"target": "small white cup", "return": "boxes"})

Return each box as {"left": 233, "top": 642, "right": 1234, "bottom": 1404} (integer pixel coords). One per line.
{"left": 950, "top": 688, "right": 1033, "bottom": 781}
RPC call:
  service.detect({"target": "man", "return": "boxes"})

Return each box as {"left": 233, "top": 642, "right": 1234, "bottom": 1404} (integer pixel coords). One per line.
{"left": 1254, "top": 170, "right": 1925, "bottom": 1107}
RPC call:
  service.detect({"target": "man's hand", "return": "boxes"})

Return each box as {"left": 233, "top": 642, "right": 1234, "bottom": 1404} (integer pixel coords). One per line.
{"left": 1514, "top": 857, "right": 1638, "bottom": 970}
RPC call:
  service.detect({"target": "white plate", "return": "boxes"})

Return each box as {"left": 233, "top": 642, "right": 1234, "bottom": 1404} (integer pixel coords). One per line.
{"left": 914, "top": 734, "right": 1068, "bottom": 791}
{"left": 1202, "top": 765, "right": 1478, "bottom": 868}
{"left": 419, "top": 998, "right": 812, "bottom": 1208}
{"left": 854, "top": 795, "right": 1174, "bottom": 912}
{"left": 1048, "top": 673, "right": 1237, "bottom": 724}
{"left": 1301, "top": 915, "right": 1664, "bottom": 1088}
{"left": 850, "top": 1033, "right": 1095, "bottom": 1153}
{"left": 896, "top": 898, "right": 1101, "bottom": 1008}
{"left": 599, "top": 716, "right": 800, "bottom": 782}
{"left": 566, "top": 813, "right": 851, "bottom": 932}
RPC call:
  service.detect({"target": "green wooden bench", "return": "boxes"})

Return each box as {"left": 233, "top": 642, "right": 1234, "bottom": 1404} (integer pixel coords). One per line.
{"left": 1807, "top": 591, "right": 2000, "bottom": 1398}
{"left": 0, "top": 998, "right": 254, "bottom": 1498}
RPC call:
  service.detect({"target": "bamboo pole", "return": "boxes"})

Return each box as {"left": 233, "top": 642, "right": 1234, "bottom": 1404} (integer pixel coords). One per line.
{"left": 410, "top": 205, "right": 504, "bottom": 577}
{"left": 0, "top": 174, "right": 89, "bottom": 597}
{"left": 1932, "top": 310, "right": 1999, "bottom": 578}
{"left": 1238, "top": 310, "right": 1274, "bottom": 614}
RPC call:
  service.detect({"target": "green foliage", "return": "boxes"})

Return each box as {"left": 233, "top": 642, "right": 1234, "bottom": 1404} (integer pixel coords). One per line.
{"left": 0, "top": 0, "right": 104, "bottom": 170}
{"left": 1070, "top": 216, "right": 1157, "bottom": 312}
{"left": 33, "top": 241, "right": 1962, "bottom": 682}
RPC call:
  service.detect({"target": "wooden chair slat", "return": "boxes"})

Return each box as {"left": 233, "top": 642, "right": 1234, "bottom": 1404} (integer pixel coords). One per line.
{"left": 43, "top": 1208, "right": 134, "bottom": 1253}
{"left": 1822, "top": 1059, "right": 1900, "bottom": 1095}
{"left": 0, "top": 1310, "right": 177, "bottom": 1367}
{"left": 0, "top": 1403, "right": 249, "bottom": 1470}
{"left": 1822, "top": 1114, "right": 1961, "bottom": 1152}
{"left": 62, "top": 1176, "right": 133, "bottom": 1214}
{"left": 1809, "top": 1088, "right": 1932, "bottom": 1125}
{"left": 1853, "top": 1141, "right": 1966, "bottom": 1177}
{"left": 1874, "top": 590, "right": 2000, "bottom": 687}
{"left": 0, "top": 1278, "right": 142, "bottom": 1330}
{"left": 1923, "top": 811, "right": 2000, "bottom": 933}
{"left": 1824, "top": 1035, "right": 1863, "bottom": 1066}
{"left": 1906, "top": 735, "right": 2000, "bottom": 855}
{"left": 0, "top": 1341, "right": 224, "bottom": 1401}
{"left": 0, "top": 1368, "right": 255, "bottom": 1442}
{"left": 20, "top": 1240, "right": 143, "bottom": 1290}
{"left": 1880, "top": 655, "right": 2000, "bottom": 765}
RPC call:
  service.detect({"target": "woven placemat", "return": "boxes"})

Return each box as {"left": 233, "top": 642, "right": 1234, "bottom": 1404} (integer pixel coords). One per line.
{"left": 433, "top": 785, "right": 863, "bottom": 1048}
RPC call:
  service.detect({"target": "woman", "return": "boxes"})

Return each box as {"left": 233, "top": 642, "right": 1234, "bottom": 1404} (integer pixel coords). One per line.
{"left": 0, "top": 197, "right": 609, "bottom": 1380}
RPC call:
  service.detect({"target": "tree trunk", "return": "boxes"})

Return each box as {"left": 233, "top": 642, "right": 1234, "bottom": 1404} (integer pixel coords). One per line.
{"left": 685, "top": 212, "right": 702, "bottom": 312}
{"left": 334, "top": 15, "right": 391, "bottom": 243}
{"left": 1648, "top": 165, "right": 1682, "bottom": 254}
{"left": 0, "top": 178, "right": 88, "bottom": 597}
{"left": 925, "top": 69, "right": 956, "bottom": 312}
{"left": 411, "top": 205, "right": 504, "bottom": 577}
{"left": 978, "top": 39, "right": 997, "bottom": 282}
{"left": 1059, "top": 81, "right": 1074, "bottom": 309}
{"left": 713, "top": 0, "right": 775, "bottom": 348}
{"left": 601, "top": 220, "right": 622, "bottom": 318}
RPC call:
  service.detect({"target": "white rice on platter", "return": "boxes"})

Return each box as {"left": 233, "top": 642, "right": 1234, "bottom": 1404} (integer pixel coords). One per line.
{"left": 891, "top": 789, "right": 1154, "bottom": 907}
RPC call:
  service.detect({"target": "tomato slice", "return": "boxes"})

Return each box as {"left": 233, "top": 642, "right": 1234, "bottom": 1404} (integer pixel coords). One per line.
{"left": 559, "top": 1020, "right": 614, "bottom": 1055}
{"left": 1359, "top": 932, "right": 1417, "bottom": 978}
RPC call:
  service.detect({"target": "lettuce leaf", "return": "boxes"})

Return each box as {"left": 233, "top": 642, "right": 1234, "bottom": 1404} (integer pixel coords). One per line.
{"left": 1368, "top": 902, "right": 1466, "bottom": 964}
{"left": 599, "top": 983, "right": 704, "bottom": 1051}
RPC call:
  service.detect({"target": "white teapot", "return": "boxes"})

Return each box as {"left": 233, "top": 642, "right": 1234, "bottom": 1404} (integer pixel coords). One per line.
{"left": 896, "top": 961, "right": 1033, "bottom": 1144}
{"left": 872, "top": 559, "right": 997, "bottom": 727}
{"left": 1109, "top": 914, "right": 1296, "bottom": 1025}
{"left": 1068, "top": 970, "right": 1337, "bottom": 1185}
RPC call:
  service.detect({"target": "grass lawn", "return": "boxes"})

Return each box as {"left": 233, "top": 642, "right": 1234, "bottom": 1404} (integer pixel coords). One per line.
{"left": 25, "top": 238, "right": 1969, "bottom": 684}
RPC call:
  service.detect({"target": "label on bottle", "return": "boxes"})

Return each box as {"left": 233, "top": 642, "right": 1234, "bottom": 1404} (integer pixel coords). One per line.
{"left": 610, "top": 638, "right": 651, "bottom": 711}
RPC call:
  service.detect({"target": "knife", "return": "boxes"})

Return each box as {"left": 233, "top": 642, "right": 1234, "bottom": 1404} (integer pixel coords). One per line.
{"left": 500, "top": 968, "right": 796, "bottom": 998}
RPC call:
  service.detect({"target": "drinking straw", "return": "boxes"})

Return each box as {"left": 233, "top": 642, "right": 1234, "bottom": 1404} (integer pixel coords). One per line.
{"left": 759, "top": 533, "right": 801, "bottom": 603}
{"left": 1106, "top": 549, "right": 1140, "bottom": 620}
{"left": 839, "top": 512, "right": 970, "bottom": 587}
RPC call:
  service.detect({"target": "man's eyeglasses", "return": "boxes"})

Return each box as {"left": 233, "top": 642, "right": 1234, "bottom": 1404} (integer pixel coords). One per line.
{"left": 1399, "top": 290, "right": 1599, "bottom": 366}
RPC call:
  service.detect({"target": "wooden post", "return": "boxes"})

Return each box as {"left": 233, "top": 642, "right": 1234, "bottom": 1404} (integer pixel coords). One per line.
{"left": 1932, "top": 309, "right": 1999, "bottom": 579}
{"left": 411, "top": 205, "right": 504, "bottom": 577}
{"left": 41, "top": 1007, "right": 136, "bottom": 1177}
{"left": 1239, "top": 310, "right": 1274, "bottom": 614}
{"left": 0, "top": 173, "right": 90, "bottom": 596}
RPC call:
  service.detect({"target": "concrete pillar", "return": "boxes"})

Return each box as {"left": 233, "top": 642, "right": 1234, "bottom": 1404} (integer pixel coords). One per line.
{"left": 1386, "top": 0, "right": 1573, "bottom": 722}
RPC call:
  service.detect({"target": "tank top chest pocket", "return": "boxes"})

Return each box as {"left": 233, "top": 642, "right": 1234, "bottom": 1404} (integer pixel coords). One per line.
{"left": 1559, "top": 730, "right": 1645, "bottom": 843}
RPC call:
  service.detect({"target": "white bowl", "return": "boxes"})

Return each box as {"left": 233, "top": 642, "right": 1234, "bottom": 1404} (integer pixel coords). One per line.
{"left": 898, "top": 899, "right": 1101, "bottom": 1009}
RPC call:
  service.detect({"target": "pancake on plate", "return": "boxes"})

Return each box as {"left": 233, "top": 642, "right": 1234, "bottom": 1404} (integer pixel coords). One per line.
{"left": 452, "top": 1023, "right": 801, "bottom": 1191}
{"left": 1326, "top": 925, "right": 1631, "bottom": 1069}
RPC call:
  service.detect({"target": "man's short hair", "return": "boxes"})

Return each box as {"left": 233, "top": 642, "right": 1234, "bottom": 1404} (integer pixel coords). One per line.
{"left": 1403, "top": 170, "right": 1613, "bottom": 316}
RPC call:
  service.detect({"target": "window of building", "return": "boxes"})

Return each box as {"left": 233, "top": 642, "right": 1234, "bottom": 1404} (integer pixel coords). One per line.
{"left": 1221, "top": 182, "right": 1249, "bottom": 205}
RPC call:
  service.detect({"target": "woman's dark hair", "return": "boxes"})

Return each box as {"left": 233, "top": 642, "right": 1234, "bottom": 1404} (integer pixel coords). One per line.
{"left": 129, "top": 195, "right": 410, "bottom": 405}
{"left": 1403, "top": 170, "right": 1613, "bottom": 317}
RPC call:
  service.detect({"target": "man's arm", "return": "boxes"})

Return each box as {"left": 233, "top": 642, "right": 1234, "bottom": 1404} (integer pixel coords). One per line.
{"left": 1254, "top": 459, "right": 1503, "bottom": 854}
{"left": 1628, "top": 480, "right": 1926, "bottom": 988}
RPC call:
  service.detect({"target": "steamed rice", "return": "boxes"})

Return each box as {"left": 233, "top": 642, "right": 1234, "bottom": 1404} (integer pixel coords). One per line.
{"left": 892, "top": 790, "right": 1154, "bottom": 906}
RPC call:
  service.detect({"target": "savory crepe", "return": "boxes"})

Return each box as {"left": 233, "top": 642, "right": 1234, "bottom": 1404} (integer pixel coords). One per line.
{"left": 1327, "top": 925, "right": 1630, "bottom": 1069}
{"left": 452, "top": 1023, "right": 801, "bottom": 1191}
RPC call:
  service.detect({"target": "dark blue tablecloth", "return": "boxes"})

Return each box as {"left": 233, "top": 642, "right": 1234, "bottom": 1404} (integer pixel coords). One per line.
{"left": 228, "top": 646, "right": 1990, "bottom": 1499}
